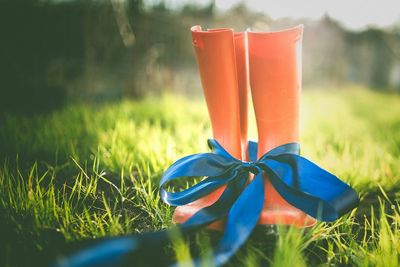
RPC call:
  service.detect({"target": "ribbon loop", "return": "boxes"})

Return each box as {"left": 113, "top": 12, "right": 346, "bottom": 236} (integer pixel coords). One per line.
{"left": 259, "top": 154, "right": 359, "bottom": 221}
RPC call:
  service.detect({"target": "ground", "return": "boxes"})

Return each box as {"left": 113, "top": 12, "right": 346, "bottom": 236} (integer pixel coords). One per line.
{"left": 0, "top": 87, "right": 399, "bottom": 267}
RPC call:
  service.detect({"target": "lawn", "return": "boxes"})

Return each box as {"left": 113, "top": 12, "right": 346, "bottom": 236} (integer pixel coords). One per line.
{"left": 0, "top": 87, "right": 399, "bottom": 267}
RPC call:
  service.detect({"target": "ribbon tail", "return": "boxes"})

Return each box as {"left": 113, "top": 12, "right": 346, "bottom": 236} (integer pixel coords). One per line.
{"left": 53, "top": 237, "right": 137, "bottom": 267}
{"left": 54, "top": 230, "right": 181, "bottom": 267}
{"left": 55, "top": 176, "right": 248, "bottom": 267}
{"left": 211, "top": 172, "right": 264, "bottom": 266}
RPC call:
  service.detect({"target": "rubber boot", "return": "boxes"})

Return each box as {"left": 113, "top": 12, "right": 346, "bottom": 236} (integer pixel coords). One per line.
{"left": 248, "top": 25, "right": 316, "bottom": 227}
{"left": 172, "top": 26, "right": 246, "bottom": 229}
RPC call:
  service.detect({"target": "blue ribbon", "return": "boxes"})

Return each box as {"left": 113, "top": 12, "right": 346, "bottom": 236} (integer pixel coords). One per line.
{"left": 55, "top": 139, "right": 359, "bottom": 267}
{"left": 160, "top": 139, "right": 359, "bottom": 266}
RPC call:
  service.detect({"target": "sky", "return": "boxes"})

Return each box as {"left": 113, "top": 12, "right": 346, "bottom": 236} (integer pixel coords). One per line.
{"left": 167, "top": 0, "right": 400, "bottom": 30}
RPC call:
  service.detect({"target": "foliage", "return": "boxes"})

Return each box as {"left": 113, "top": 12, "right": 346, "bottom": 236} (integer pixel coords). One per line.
{"left": 1, "top": 0, "right": 399, "bottom": 113}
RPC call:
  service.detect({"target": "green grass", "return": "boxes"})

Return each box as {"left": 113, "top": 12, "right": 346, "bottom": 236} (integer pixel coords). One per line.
{"left": 0, "top": 87, "right": 399, "bottom": 266}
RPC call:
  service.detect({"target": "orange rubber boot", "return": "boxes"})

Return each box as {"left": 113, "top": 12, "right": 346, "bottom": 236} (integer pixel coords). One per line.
{"left": 248, "top": 25, "right": 316, "bottom": 227}
{"left": 172, "top": 26, "right": 243, "bottom": 229}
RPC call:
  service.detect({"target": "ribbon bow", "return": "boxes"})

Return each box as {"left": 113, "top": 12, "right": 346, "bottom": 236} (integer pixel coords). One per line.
{"left": 160, "top": 139, "right": 359, "bottom": 266}
{"left": 56, "top": 140, "right": 359, "bottom": 267}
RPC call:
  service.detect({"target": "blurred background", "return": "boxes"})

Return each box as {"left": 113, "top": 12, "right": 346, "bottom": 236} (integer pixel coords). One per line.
{"left": 0, "top": 0, "right": 399, "bottom": 112}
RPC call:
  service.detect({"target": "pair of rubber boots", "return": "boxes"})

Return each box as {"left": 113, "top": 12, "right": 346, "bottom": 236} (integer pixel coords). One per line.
{"left": 174, "top": 25, "right": 316, "bottom": 229}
